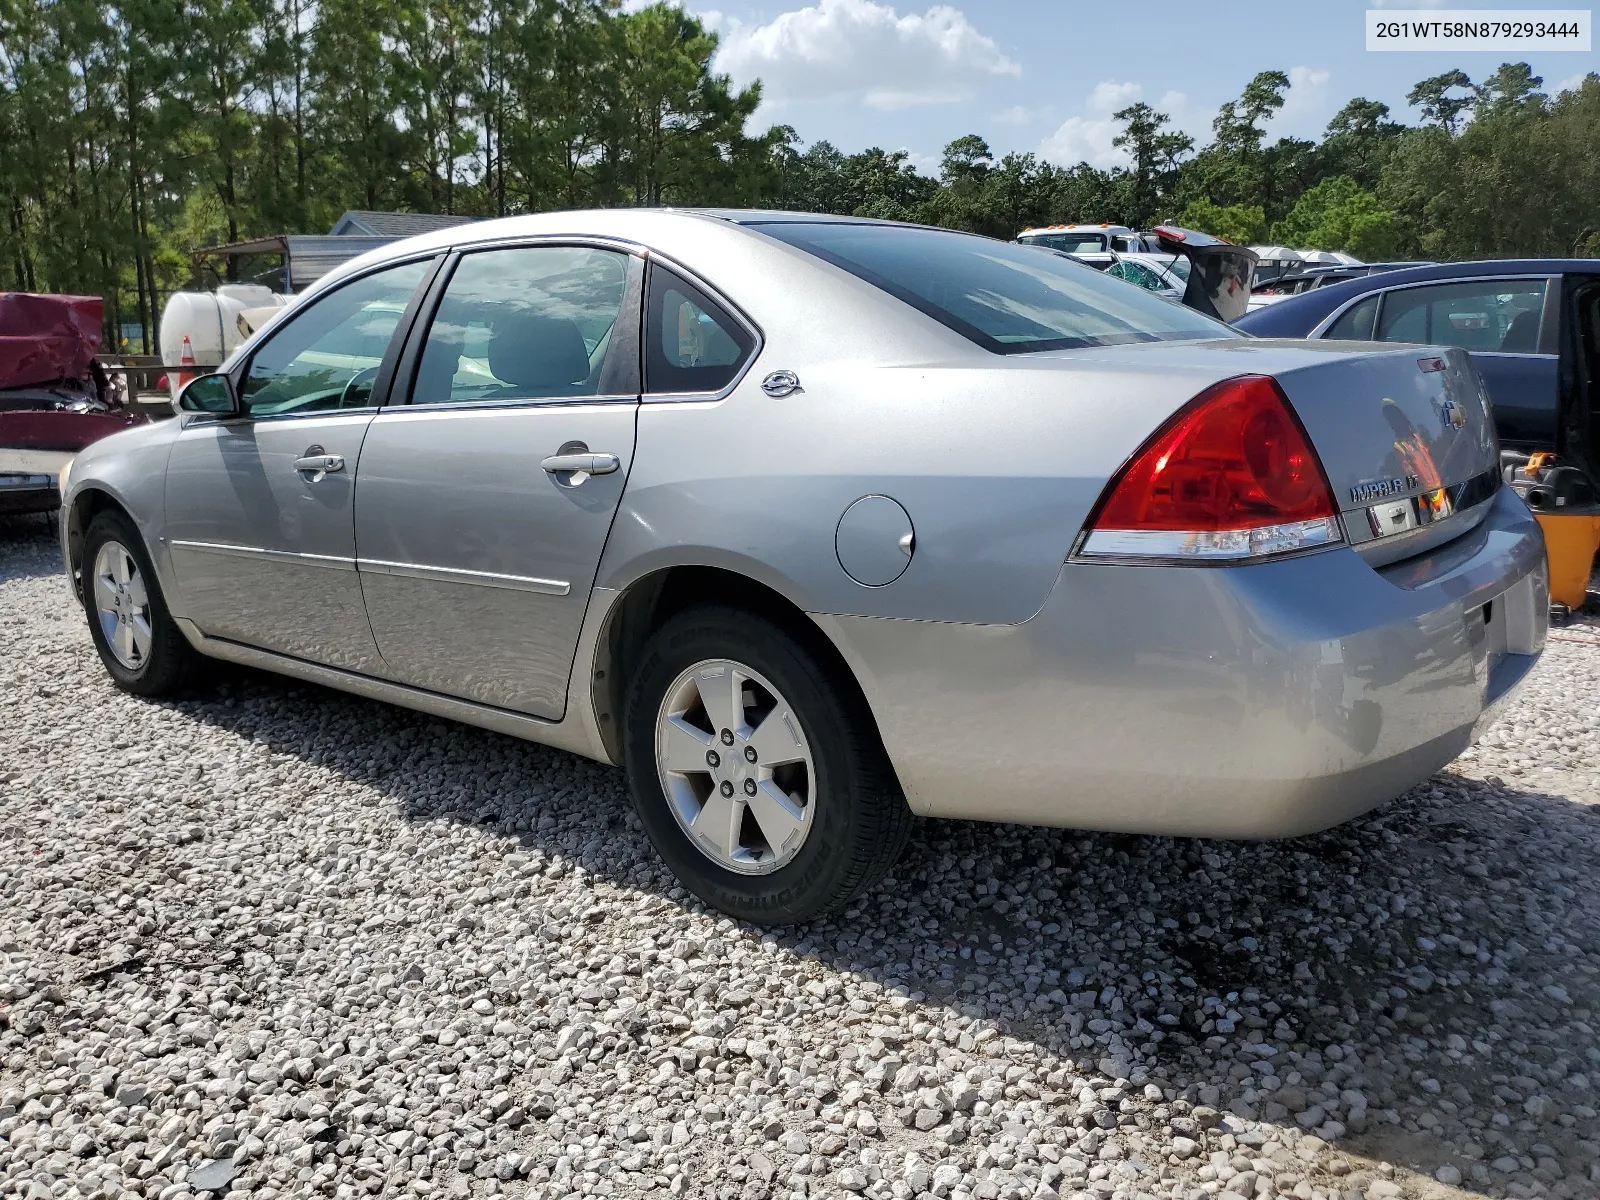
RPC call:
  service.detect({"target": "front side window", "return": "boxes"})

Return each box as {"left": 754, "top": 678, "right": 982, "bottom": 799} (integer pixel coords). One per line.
{"left": 242, "top": 259, "right": 430, "bottom": 415}
{"left": 1374, "top": 279, "right": 1548, "bottom": 352}
{"left": 760, "top": 222, "right": 1226, "bottom": 354}
{"left": 412, "top": 246, "right": 631, "bottom": 404}
{"left": 645, "top": 266, "right": 755, "bottom": 394}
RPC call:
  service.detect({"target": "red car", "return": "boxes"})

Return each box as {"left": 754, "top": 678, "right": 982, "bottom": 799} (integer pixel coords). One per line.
{"left": 0, "top": 293, "right": 144, "bottom": 514}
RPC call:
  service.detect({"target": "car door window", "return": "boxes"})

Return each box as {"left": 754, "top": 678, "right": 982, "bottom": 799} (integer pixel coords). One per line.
{"left": 410, "top": 245, "right": 632, "bottom": 405}
{"left": 241, "top": 259, "right": 430, "bottom": 415}
{"left": 1374, "top": 280, "right": 1548, "bottom": 352}
{"left": 1324, "top": 294, "right": 1380, "bottom": 340}
{"left": 645, "top": 267, "right": 755, "bottom": 394}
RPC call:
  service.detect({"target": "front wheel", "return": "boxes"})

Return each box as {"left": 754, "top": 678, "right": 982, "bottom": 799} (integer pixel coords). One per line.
{"left": 623, "top": 605, "right": 913, "bottom": 925}
{"left": 81, "top": 510, "right": 201, "bottom": 696}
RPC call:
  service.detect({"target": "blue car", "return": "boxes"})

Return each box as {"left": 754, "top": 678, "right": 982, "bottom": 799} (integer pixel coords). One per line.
{"left": 1236, "top": 259, "right": 1600, "bottom": 608}
{"left": 1235, "top": 259, "right": 1598, "bottom": 453}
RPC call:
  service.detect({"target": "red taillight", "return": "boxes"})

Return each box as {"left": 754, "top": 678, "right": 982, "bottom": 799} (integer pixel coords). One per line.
{"left": 1078, "top": 374, "right": 1342, "bottom": 562}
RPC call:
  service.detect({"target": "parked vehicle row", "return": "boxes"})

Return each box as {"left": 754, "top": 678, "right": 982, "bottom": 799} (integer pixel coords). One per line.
{"left": 60, "top": 210, "right": 1548, "bottom": 922}
{"left": 1245, "top": 262, "right": 1436, "bottom": 312}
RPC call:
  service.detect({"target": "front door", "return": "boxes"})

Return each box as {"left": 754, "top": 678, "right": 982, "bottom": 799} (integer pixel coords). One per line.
{"left": 353, "top": 244, "right": 641, "bottom": 720}
{"left": 163, "top": 258, "right": 433, "bottom": 671}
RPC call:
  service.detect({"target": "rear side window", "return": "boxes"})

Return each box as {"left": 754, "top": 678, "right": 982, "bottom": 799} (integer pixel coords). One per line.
{"left": 1374, "top": 279, "right": 1547, "bottom": 352}
{"left": 758, "top": 222, "right": 1226, "bottom": 353}
{"left": 412, "top": 245, "right": 631, "bottom": 405}
{"left": 1324, "top": 294, "right": 1379, "bottom": 341}
{"left": 645, "top": 266, "right": 754, "bottom": 394}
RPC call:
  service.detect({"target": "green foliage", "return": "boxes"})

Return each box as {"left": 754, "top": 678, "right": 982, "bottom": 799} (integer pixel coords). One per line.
{"left": 1177, "top": 199, "right": 1267, "bottom": 245}
{"left": 1408, "top": 69, "right": 1474, "bottom": 133}
{"left": 1271, "top": 176, "right": 1400, "bottom": 260}
{"left": 3, "top": 22, "right": 1599, "bottom": 355}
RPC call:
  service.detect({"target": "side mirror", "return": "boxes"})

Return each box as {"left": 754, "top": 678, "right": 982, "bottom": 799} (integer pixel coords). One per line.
{"left": 178, "top": 372, "right": 240, "bottom": 416}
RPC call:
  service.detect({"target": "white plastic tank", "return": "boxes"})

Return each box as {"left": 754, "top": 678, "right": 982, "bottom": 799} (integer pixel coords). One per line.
{"left": 159, "top": 284, "right": 287, "bottom": 397}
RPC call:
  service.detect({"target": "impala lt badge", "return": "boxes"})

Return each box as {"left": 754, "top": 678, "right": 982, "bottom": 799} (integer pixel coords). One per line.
{"left": 1350, "top": 474, "right": 1421, "bottom": 504}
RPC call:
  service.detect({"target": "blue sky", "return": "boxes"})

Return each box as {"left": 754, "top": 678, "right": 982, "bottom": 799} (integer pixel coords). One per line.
{"left": 668, "top": 0, "right": 1599, "bottom": 172}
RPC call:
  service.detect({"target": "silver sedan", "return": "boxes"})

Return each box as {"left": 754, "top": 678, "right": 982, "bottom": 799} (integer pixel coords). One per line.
{"left": 60, "top": 210, "right": 1548, "bottom": 923}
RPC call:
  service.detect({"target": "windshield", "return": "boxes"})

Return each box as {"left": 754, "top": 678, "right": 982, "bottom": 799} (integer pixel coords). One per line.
{"left": 757, "top": 222, "right": 1229, "bottom": 354}
{"left": 1017, "top": 232, "right": 1107, "bottom": 254}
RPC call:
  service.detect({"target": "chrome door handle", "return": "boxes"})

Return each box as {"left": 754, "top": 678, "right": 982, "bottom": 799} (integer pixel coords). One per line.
{"left": 294, "top": 451, "right": 345, "bottom": 479}
{"left": 541, "top": 452, "right": 619, "bottom": 476}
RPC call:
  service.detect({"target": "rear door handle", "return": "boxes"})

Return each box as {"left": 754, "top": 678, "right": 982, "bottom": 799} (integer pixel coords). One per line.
{"left": 541, "top": 452, "right": 619, "bottom": 476}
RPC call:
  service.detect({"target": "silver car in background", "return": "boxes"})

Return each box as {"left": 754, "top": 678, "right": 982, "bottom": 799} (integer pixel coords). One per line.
{"left": 59, "top": 210, "right": 1548, "bottom": 924}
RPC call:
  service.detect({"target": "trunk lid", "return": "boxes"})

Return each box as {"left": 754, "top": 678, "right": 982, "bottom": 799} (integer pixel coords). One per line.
{"left": 1152, "top": 226, "right": 1260, "bottom": 323}
{"left": 1268, "top": 342, "right": 1501, "bottom": 557}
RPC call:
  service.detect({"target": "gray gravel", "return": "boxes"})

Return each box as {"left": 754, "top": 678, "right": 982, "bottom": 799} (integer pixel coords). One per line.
{"left": 3, "top": 512, "right": 1600, "bottom": 1200}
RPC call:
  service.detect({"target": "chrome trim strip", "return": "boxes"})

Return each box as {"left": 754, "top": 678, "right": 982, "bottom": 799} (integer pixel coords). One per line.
{"left": 1351, "top": 494, "right": 1495, "bottom": 568}
{"left": 1344, "top": 467, "right": 1502, "bottom": 546}
{"left": 380, "top": 396, "right": 639, "bottom": 416}
{"left": 171, "top": 617, "right": 610, "bottom": 764}
{"left": 356, "top": 557, "right": 570, "bottom": 596}
{"left": 1309, "top": 273, "right": 1558, "bottom": 339}
{"left": 169, "top": 539, "right": 357, "bottom": 572}
{"left": 442, "top": 232, "right": 648, "bottom": 259}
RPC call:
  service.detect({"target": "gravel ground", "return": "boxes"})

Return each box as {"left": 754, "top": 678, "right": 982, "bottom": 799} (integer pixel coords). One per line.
{"left": 3, "top": 512, "right": 1600, "bottom": 1200}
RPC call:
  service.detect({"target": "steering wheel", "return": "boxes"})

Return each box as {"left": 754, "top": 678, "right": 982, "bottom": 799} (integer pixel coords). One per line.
{"left": 339, "top": 365, "right": 381, "bottom": 408}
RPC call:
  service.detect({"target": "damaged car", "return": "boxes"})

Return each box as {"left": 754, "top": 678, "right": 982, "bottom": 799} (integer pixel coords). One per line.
{"left": 1, "top": 292, "right": 143, "bottom": 514}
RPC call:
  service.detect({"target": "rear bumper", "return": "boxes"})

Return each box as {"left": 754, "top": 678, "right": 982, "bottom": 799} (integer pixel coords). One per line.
{"left": 0, "top": 449, "right": 69, "bottom": 513}
{"left": 816, "top": 486, "right": 1548, "bottom": 838}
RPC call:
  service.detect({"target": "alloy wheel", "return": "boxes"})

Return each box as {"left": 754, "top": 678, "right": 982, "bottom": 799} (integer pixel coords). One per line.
{"left": 92, "top": 540, "right": 153, "bottom": 670}
{"left": 654, "top": 658, "right": 816, "bottom": 875}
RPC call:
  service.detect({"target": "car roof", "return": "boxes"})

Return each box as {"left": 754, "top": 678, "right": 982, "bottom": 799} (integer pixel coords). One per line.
{"left": 1234, "top": 258, "right": 1600, "bottom": 336}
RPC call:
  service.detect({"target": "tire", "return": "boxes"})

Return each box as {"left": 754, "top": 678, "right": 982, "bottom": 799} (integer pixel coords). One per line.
{"left": 623, "top": 604, "right": 913, "bottom": 925}
{"left": 80, "top": 509, "right": 201, "bottom": 697}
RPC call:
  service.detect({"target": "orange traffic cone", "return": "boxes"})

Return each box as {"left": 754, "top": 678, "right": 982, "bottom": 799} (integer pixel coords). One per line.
{"left": 176, "top": 334, "right": 196, "bottom": 394}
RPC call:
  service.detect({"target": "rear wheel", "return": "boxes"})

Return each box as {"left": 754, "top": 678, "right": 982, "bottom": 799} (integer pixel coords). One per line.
{"left": 623, "top": 605, "right": 913, "bottom": 925}
{"left": 81, "top": 510, "right": 200, "bottom": 696}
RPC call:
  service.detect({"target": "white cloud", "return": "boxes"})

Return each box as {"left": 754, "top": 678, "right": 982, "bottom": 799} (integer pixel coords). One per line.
{"left": 1265, "top": 66, "right": 1333, "bottom": 139}
{"left": 1556, "top": 71, "right": 1594, "bottom": 93}
{"left": 898, "top": 148, "right": 943, "bottom": 174}
{"left": 1037, "top": 80, "right": 1138, "bottom": 168}
{"left": 993, "top": 104, "right": 1045, "bottom": 126}
{"left": 1036, "top": 83, "right": 1193, "bottom": 169}
{"left": 709, "top": 0, "right": 1019, "bottom": 111}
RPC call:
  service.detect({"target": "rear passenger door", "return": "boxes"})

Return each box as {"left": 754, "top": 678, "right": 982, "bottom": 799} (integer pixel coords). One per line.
{"left": 1323, "top": 276, "right": 1560, "bottom": 450}
{"left": 352, "top": 242, "right": 643, "bottom": 720}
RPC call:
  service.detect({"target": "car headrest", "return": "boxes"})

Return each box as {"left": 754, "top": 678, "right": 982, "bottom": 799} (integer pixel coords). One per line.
{"left": 1500, "top": 308, "right": 1541, "bottom": 353}
{"left": 488, "top": 315, "right": 590, "bottom": 391}
{"left": 413, "top": 337, "right": 460, "bottom": 403}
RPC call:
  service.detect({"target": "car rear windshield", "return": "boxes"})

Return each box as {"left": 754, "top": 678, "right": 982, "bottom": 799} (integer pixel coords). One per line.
{"left": 756, "top": 222, "right": 1227, "bottom": 353}
{"left": 1020, "top": 232, "right": 1107, "bottom": 254}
